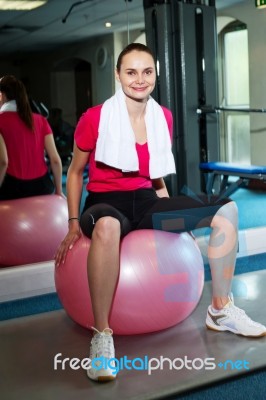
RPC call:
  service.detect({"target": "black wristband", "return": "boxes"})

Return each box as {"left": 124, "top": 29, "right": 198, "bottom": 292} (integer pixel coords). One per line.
{"left": 68, "top": 217, "right": 79, "bottom": 222}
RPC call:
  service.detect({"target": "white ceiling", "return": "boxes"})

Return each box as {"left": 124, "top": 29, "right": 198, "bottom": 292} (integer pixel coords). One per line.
{"left": 0, "top": 0, "right": 245, "bottom": 56}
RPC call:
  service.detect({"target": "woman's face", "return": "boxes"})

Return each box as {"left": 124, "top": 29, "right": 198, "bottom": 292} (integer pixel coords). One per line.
{"left": 115, "top": 50, "right": 156, "bottom": 102}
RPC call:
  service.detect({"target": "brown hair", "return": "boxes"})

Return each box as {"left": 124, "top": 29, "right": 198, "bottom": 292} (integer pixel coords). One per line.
{"left": 116, "top": 43, "right": 155, "bottom": 72}
{"left": 0, "top": 75, "right": 33, "bottom": 130}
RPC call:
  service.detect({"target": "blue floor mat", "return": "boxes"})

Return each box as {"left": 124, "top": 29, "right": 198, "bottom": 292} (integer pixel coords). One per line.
{"left": 231, "top": 188, "right": 266, "bottom": 230}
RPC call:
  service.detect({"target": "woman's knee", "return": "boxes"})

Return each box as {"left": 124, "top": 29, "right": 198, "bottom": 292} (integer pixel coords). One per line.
{"left": 211, "top": 200, "right": 238, "bottom": 230}
{"left": 92, "top": 216, "right": 121, "bottom": 243}
{"left": 217, "top": 201, "right": 238, "bottom": 223}
{"left": 209, "top": 201, "right": 238, "bottom": 258}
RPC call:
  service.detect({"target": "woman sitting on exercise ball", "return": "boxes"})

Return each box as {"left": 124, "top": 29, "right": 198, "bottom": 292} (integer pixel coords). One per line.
{"left": 55, "top": 43, "right": 266, "bottom": 382}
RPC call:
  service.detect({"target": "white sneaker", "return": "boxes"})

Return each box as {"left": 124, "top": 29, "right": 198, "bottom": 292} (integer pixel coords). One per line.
{"left": 206, "top": 295, "right": 266, "bottom": 337}
{"left": 87, "top": 327, "right": 117, "bottom": 382}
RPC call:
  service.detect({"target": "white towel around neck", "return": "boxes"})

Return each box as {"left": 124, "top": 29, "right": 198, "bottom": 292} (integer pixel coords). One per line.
{"left": 0, "top": 100, "right": 17, "bottom": 112}
{"left": 95, "top": 88, "right": 176, "bottom": 179}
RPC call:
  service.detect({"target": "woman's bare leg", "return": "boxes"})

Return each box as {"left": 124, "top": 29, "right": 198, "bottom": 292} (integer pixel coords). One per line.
{"left": 208, "top": 201, "right": 238, "bottom": 309}
{"left": 87, "top": 216, "right": 121, "bottom": 331}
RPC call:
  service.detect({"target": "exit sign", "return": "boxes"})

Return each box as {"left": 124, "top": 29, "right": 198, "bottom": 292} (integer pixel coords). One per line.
{"left": 256, "top": 0, "right": 266, "bottom": 8}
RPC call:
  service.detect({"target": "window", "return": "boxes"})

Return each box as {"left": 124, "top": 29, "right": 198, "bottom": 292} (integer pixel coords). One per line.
{"left": 220, "top": 22, "right": 250, "bottom": 163}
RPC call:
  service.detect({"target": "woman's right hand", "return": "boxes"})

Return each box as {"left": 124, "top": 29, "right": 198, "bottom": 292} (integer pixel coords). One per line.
{"left": 55, "top": 224, "right": 81, "bottom": 267}
{"left": 55, "top": 142, "right": 90, "bottom": 267}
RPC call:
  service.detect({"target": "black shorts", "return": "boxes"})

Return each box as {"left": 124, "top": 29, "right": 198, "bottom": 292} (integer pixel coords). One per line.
{"left": 0, "top": 172, "right": 54, "bottom": 200}
{"left": 80, "top": 188, "right": 232, "bottom": 239}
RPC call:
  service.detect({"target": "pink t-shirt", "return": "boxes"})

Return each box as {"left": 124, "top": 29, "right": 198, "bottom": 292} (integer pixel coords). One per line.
{"left": 75, "top": 104, "right": 173, "bottom": 192}
{"left": 0, "top": 111, "right": 52, "bottom": 179}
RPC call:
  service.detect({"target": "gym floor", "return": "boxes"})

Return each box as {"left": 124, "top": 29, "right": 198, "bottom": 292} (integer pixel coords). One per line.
{"left": 1, "top": 270, "right": 266, "bottom": 400}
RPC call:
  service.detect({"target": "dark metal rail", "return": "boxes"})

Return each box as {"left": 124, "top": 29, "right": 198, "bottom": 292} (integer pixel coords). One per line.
{"left": 197, "top": 105, "right": 266, "bottom": 114}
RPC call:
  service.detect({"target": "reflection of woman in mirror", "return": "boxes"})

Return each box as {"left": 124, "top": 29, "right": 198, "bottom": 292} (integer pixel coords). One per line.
{"left": 0, "top": 75, "right": 64, "bottom": 200}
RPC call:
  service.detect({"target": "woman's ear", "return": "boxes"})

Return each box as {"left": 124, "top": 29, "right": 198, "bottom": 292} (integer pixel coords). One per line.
{"left": 115, "top": 69, "right": 120, "bottom": 82}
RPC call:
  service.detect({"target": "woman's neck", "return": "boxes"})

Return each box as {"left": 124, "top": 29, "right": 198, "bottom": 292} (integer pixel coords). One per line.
{"left": 125, "top": 96, "right": 148, "bottom": 144}
{"left": 125, "top": 96, "right": 147, "bottom": 122}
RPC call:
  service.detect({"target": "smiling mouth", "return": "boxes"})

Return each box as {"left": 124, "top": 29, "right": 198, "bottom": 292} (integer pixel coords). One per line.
{"left": 132, "top": 87, "right": 148, "bottom": 91}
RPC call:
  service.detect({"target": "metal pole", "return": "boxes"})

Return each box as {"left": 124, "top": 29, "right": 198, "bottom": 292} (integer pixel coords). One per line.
{"left": 197, "top": 106, "right": 266, "bottom": 114}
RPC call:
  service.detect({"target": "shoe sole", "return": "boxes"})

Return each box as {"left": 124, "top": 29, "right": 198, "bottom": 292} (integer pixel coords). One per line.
{"left": 87, "top": 371, "right": 117, "bottom": 382}
{"left": 97, "top": 376, "right": 116, "bottom": 382}
{"left": 206, "top": 323, "right": 266, "bottom": 338}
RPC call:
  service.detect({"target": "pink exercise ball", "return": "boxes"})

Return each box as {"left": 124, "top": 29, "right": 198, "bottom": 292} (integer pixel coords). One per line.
{"left": 55, "top": 230, "right": 204, "bottom": 335}
{"left": 0, "top": 195, "right": 68, "bottom": 267}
